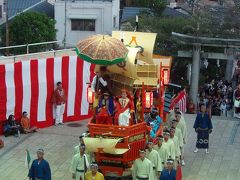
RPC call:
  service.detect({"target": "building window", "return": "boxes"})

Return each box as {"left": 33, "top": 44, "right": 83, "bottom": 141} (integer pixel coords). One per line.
{"left": 113, "top": 16, "right": 116, "bottom": 28}
{"left": 71, "top": 19, "right": 95, "bottom": 31}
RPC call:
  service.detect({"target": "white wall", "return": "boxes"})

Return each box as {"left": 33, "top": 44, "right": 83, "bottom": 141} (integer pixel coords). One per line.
{"left": 112, "top": 0, "right": 120, "bottom": 29}
{"left": 55, "top": 0, "right": 120, "bottom": 46}
{"left": 0, "top": 0, "right": 4, "bottom": 24}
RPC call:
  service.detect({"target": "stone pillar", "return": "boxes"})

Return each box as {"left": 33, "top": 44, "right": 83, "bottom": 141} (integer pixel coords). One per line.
{"left": 225, "top": 48, "right": 234, "bottom": 82}
{"left": 187, "top": 63, "right": 192, "bottom": 85}
{"left": 190, "top": 44, "right": 201, "bottom": 106}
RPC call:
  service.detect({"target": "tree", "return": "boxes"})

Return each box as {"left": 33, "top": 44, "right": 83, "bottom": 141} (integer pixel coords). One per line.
{"left": 121, "top": 5, "right": 240, "bottom": 85}
{"left": 218, "top": 7, "right": 240, "bottom": 38}
{"left": 181, "top": 7, "right": 240, "bottom": 39}
{"left": 132, "top": 0, "right": 151, "bottom": 6}
{"left": 131, "top": 0, "right": 167, "bottom": 16}
{"left": 182, "top": 10, "right": 214, "bottom": 37}
{"left": 234, "top": 0, "right": 240, "bottom": 9}
{"left": 1, "top": 12, "right": 56, "bottom": 54}
{"left": 122, "top": 14, "right": 193, "bottom": 55}
{"left": 151, "top": 0, "right": 167, "bottom": 16}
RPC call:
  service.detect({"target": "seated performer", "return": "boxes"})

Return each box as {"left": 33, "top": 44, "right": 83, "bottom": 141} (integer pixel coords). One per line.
{"left": 4, "top": 115, "right": 22, "bottom": 137}
{"left": 91, "top": 66, "right": 112, "bottom": 110}
{"left": 146, "top": 108, "right": 162, "bottom": 138}
{"left": 96, "top": 92, "right": 114, "bottom": 125}
{"left": 114, "top": 89, "right": 134, "bottom": 126}
{"left": 20, "top": 111, "right": 37, "bottom": 133}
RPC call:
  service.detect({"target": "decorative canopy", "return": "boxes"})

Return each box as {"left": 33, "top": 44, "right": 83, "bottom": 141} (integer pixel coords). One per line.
{"left": 94, "top": 47, "right": 139, "bottom": 79}
{"left": 76, "top": 34, "right": 128, "bottom": 65}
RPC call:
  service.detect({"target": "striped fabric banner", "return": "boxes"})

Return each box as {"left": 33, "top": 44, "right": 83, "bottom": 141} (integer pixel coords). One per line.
{"left": 0, "top": 56, "right": 94, "bottom": 128}
{"left": 169, "top": 90, "right": 187, "bottom": 113}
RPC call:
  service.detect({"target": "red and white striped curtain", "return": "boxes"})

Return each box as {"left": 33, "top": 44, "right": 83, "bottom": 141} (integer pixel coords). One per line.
{"left": 169, "top": 90, "right": 187, "bottom": 113}
{"left": 0, "top": 56, "right": 94, "bottom": 131}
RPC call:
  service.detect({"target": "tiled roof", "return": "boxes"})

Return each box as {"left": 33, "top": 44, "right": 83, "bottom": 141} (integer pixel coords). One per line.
{"left": 7, "top": 0, "right": 42, "bottom": 18}
{"left": 121, "top": 6, "right": 190, "bottom": 22}
{"left": 29, "top": 1, "right": 54, "bottom": 18}
{"left": 163, "top": 7, "right": 190, "bottom": 18}
{"left": 6, "top": 0, "right": 54, "bottom": 20}
{"left": 121, "top": 7, "right": 150, "bottom": 22}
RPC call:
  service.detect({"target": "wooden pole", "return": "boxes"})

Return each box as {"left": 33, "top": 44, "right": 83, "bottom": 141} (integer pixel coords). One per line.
{"left": 64, "top": 0, "right": 67, "bottom": 48}
{"left": 141, "top": 82, "right": 145, "bottom": 120}
{"left": 5, "top": 0, "right": 9, "bottom": 55}
{"left": 159, "top": 62, "right": 164, "bottom": 120}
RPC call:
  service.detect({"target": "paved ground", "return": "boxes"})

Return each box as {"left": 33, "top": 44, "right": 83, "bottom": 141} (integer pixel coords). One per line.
{"left": 0, "top": 119, "right": 89, "bottom": 180}
{"left": 183, "top": 114, "right": 240, "bottom": 180}
{"left": 1, "top": 115, "right": 240, "bottom": 180}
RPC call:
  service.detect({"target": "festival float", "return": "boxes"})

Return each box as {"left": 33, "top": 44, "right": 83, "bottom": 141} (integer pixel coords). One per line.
{"left": 75, "top": 31, "right": 172, "bottom": 179}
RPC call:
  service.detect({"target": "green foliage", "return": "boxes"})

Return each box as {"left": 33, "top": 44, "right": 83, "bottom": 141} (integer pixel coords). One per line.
{"left": 234, "top": 0, "right": 240, "bottom": 9}
{"left": 152, "top": 0, "right": 168, "bottom": 16}
{"left": 185, "top": 0, "right": 200, "bottom": 9}
{"left": 125, "top": 2, "right": 240, "bottom": 54}
{"left": 132, "top": 0, "right": 167, "bottom": 16}
{"left": 170, "top": 58, "right": 191, "bottom": 86}
{"left": 200, "top": 60, "right": 227, "bottom": 83}
{"left": 184, "top": 11, "right": 214, "bottom": 37}
{"left": 121, "top": 5, "right": 240, "bottom": 85}
{"left": 217, "top": 8, "right": 240, "bottom": 38}
{"left": 1, "top": 12, "right": 56, "bottom": 54}
{"left": 185, "top": 8, "right": 240, "bottom": 39}
{"left": 132, "top": 0, "right": 151, "bottom": 6}
{"left": 124, "top": 15, "right": 193, "bottom": 55}
{"left": 121, "top": 14, "right": 193, "bottom": 85}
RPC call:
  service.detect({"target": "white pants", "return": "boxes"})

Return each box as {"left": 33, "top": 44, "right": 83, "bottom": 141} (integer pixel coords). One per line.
{"left": 76, "top": 172, "right": 85, "bottom": 180}
{"left": 180, "top": 146, "right": 184, "bottom": 158}
{"left": 153, "top": 169, "right": 158, "bottom": 180}
{"left": 55, "top": 104, "right": 65, "bottom": 124}
{"left": 221, "top": 110, "right": 227, "bottom": 117}
{"left": 118, "top": 109, "right": 130, "bottom": 126}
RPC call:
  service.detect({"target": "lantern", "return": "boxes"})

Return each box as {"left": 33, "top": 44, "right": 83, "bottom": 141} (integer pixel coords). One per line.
{"left": 87, "top": 87, "right": 94, "bottom": 104}
{"left": 162, "top": 69, "right": 170, "bottom": 85}
{"left": 145, "top": 91, "right": 153, "bottom": 108}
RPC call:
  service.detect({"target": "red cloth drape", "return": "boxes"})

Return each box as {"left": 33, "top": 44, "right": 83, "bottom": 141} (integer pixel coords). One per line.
{"left": 176, "top": 164, "right": 182, "bottom": 180}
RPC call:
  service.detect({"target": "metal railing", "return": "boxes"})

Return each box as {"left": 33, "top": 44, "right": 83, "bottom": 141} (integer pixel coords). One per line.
{"left": 0, "top": 40, "right": 64, "bottom": 54}
{"left": 0, "top": 48, "right": 77, "bottom": 63}
{"left": 0, "top": 40, "right": 77, "bottom": 63}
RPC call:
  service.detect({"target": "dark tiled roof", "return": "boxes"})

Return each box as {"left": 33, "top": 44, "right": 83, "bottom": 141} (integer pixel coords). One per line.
{"left": 121, "top": 7, "right": 150, "bottom": 22}
{"left": 29, "top": 1, "right": 54, "bottom": 18}
{"left": 121, "top": 6, "right": 190, "bottom": 22}
{"left": 7, "top": 0, "right": 54, "bottom": 20}
{"left": 8, "top": 0, "right": 42, "bottom": 18}
{"left": 163, "top": 7, "right": 190, "bottom": 18}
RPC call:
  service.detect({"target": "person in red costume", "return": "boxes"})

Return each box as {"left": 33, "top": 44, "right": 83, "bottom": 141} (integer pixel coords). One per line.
{"left": 114, "top": 89, "right": 134, "bottom": 126}
{"left": 96, "top": 92, "right": 114, "bottom": 125}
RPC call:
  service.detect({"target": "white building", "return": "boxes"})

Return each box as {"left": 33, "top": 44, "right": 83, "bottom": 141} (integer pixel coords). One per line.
{"left": 0, "top": 0, "right": 4, "bottom": 24}
{"left": 55, "top": 0, "right": 120, "bottom": 46}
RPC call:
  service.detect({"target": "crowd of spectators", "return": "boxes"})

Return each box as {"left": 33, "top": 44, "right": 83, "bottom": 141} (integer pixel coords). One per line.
{"left": 199, "top": 79, "right": 234, "bottom": 116}
{"left": 187, "top": 79, "right": 234, "bottom": 116}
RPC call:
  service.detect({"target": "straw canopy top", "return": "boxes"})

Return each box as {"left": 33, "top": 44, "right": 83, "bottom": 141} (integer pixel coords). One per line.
{"left": 76, "top": 34, "right": 128, "bottom": 65}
